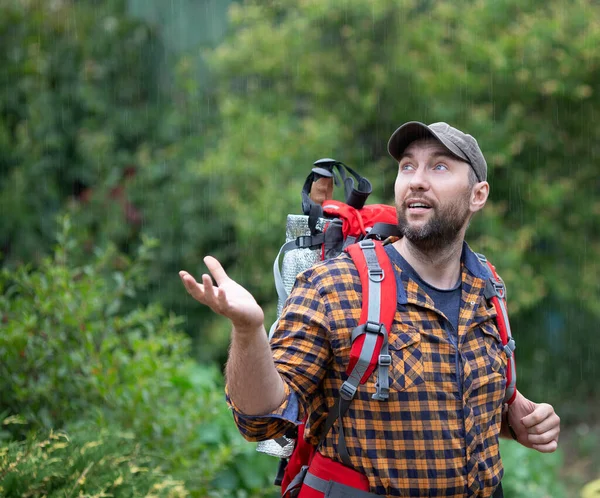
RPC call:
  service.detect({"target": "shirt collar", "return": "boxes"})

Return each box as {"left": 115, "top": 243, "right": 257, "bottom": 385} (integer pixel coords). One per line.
{"left": 384, "top": 241, "right": 491, "bottom": 306}
{"left": 461, "top": 242, "right": 492, "bottom": 280}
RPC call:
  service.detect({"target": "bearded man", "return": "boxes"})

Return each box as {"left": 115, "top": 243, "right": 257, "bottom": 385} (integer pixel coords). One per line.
{"left": 179, "top": 121, "right": 560, "bottom": 498}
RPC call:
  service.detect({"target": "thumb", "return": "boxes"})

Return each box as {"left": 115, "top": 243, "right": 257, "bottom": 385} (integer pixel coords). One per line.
{"left": 204, "top": 256, "right": 229, "bottom": 286}
{"left": 519, "top": 399, "right": 540, "bottom": 428}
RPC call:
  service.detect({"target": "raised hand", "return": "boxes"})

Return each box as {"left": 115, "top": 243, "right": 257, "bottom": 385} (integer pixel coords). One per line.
{"left": 179, "top": 256, "right": 264, "bottom": 332}
{"left": 506, "top": 391, "right": 560, "bottom": 453}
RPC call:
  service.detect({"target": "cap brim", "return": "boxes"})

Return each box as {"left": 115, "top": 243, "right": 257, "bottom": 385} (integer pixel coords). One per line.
{"left": 387, "top": 121, "right": 469, "bottom": 164}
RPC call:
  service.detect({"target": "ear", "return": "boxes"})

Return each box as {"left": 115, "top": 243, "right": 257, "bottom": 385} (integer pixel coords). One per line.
{"left": 470, "top": 181, "right": 489, "bottom": 214}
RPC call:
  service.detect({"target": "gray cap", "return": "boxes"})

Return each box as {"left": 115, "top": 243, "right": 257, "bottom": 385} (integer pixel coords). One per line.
{"left": 387, "top": 121, "right": 487, "bottom": 182}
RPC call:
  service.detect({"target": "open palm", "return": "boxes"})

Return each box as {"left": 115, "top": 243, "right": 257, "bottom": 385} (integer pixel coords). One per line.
{"left": 179, "top": 256, "right": 264, "bottom": 331}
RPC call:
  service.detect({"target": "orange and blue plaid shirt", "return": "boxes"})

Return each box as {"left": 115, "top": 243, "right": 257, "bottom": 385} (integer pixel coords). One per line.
{"left": 227, "top": 243, "right": 508, "bottom": 497}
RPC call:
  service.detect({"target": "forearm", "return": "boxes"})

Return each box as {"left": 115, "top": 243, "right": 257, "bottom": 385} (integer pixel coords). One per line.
{"left": 225, "top": 324, "right": 287, "bottom": 416}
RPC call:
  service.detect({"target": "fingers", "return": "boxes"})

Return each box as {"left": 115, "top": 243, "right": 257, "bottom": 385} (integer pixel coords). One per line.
{"left": 204, "top": 256, "right": 229, "bottom": 286}
{"left": 521, "top": 403, "right": 555, "bottom": 428}
{"left": 520, "top": 403, "right": 560, "bottom": 453}
{"left": 524, "top": 411, "right": 560, "bottom": 437}
{"left": 178, "top": 271, "right": 197, "bottom": 294}
{"left": 531, "top": 439, "right": 559, "bottom": 453}
{"left": 201, "top": 273, "right": 229, "bottom": 309}
{"left": 527, "top": 426, "right": 560, "bottom": 446}
{"left": 178, "top": 255, "right": 226, "bottom": 298}
{"left": 179, "top": 271, "right": 205, "bottom": 300}
{"left": 526, "top": 416, "right": 560, "bottom": 444}
{"left": 178, "top": 270, "right": 215, "bottom": 303}
{"left": 179, "top": 268, "right": 230, "bottom": 314}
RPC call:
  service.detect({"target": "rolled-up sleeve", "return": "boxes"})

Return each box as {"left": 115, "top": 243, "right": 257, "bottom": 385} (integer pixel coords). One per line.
{"left": 225, "top": 380, "right": 302, "bottom": 441}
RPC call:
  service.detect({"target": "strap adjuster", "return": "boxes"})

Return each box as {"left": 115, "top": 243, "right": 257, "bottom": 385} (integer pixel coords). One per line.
{"left": 378, "top": 354, "right": 391, "bottom": 366}
{"left": 368, "top": 267, "right": 384, "bottom": 282}
{"left": 364, "top": 321, "right": 384, "bottom": 334}
{"left": 484, "top": 278, "right": 506, "bottom": 300}
{"left": 296, "top": 235, "right": 313, "bottom": 248}
{"left": 372, "top": 383, "right": 389, "bottom": 401}
{"left": 340, "top": 381, "right": 357, "bottom": 401}
{"left": 358, "top": 239, "right": 375, "bottom": 249}
{"left": 503, "top": 338, "right": 516, "bottom": 357}
{"left": 493, "top": 281, "right": 505, "bottom": 299}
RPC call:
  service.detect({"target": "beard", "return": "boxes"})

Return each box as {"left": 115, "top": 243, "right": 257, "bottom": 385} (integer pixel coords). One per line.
{"left": 397, "top": 190, "right": 471, "bottom": 253}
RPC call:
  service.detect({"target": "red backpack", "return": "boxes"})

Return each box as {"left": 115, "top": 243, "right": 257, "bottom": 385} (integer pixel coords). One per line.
{"left": 261, "top": 159, "right": 517, "bottom": 497}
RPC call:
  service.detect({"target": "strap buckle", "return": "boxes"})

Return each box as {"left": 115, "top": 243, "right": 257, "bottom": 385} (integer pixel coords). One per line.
{"left": 358, "top": 239, "right": 375, "bottom": 249}
{"left": 484, "top": 277, "right": 506, "bottom": 300}
{"left": 503, "top": 338, "right": 516, "bottom": 357}
{"left": 364, "top": 320, "right": 384, "bottom": 334}
{"left": 368, "top": 267, "right": 384, "bottom": 282}
{"left": 493, "top": 280, "right": 506, "bottom": 299}
{"left": 340, "top": 381, "right": 358, "bottom": 401}
{"left": 296, "top": 235, "right": 313, "bottom": 249}
{"left": 378, "top": 354, "right": 391, "bottom": 366}
{"left": 350, "top": 321, "right": 386, "bottom": 343}
{"left": 372, "top": 383, "right": 389, "bottom": 401}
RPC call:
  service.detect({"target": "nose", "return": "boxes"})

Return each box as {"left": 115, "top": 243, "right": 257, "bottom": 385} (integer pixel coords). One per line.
{"left": 408, "top": 166, "right": 429, "bottom": 191}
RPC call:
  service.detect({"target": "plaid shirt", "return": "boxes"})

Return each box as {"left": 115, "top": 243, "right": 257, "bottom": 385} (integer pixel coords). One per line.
{"left": 227, "top": 243, "right": 508, "bottom": 497}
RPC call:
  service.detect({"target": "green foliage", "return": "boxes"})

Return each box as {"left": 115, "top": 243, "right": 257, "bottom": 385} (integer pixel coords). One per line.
{"left": 0, "top": 0, "right": 162, "bottom": 265}
{"left": 500, "top": 439, "right": 566, "bottom": 498}
{"left": 0, "top": 419, "right": 188, "bottom": 498}
{"left": 195, "top": 0, "right": 600, "bottom": 407}
{"left": 0, "top": 0, "right": 236, "bottom": 360}
{"left": 2, "top": 0, "right": 599, "bottom": 400}
{"left": 0, "top": 216, "right": 276, "bottom": 496}
{"left": 0, "top": 216, "right": 173, "bottom": 429}
{"left": 206, "top": 0, "right": 600, "bottom": 314}
{"left": 1, "top": 0, "right": 598, "bottom": 492}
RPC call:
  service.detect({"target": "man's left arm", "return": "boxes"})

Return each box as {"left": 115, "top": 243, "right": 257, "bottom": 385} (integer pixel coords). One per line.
{"left": 500, "top": 390, "right": 560, "bottom": 453}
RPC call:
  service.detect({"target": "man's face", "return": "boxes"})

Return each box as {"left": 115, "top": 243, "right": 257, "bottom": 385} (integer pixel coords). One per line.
{"left": 394, "top": 138, "right": 475, "bottom": 251}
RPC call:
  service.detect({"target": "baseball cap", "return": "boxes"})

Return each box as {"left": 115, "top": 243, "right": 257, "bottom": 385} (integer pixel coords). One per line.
{"left": 387, "top": 121, "right": 487, "bottom": 182}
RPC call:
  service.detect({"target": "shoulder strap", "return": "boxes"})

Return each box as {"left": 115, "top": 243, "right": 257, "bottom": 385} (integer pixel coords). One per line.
{"left": 319, "top": 239, "right": 397, "bottom": 466}
{"left": 476, "top": 253, "right": 517, "bottom": 405}
{"left": 345, "top": 239, "right": 396, "bottom": 398}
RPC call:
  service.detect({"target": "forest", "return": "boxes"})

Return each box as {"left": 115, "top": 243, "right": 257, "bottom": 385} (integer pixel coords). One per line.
{"left": 1, "top": 0, "right": 598, "bottom": 496}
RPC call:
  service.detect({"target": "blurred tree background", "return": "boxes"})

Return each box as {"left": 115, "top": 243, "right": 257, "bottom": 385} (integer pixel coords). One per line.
{"left": 1, "top": 0, "right": 598, "bottom": 496}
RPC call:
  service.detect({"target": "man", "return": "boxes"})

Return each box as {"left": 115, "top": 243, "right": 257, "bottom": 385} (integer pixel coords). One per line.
{"left": 179, "top": 122, "right": 560, "bottom": 497}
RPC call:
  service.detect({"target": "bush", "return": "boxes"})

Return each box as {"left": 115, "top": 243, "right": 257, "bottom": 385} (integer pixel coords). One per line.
{"left": 0, "top": 216, "right": 275, "bottom": 496}
{"left": 500, "top": 439, "right": 566, "bottom": 497}
{"left": 0, "top": 0, "right": 234, "bottom": 361}
{"left": 193, "top": 0, "right": 600, "bottom": 414}
{"left": 0, "top": 417, "right": 188, "bottom": 498}
{"left": 0, "top": 0, "right": 162, "bottom": 266}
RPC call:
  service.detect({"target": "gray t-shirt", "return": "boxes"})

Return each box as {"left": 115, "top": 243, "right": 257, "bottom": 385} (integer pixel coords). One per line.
{"left": 387, "top": 247, "right": 462, "bottom": 333}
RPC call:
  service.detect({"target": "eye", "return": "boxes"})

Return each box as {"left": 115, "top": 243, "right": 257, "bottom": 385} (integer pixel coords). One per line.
{"left": 400, "top": 162, "right": 415, "bottom": 172}
{"left": 433, "top": 163, "right": 448, "bottom": 171}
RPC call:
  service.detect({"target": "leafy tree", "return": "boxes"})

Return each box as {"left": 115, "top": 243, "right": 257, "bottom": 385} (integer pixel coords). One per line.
{"left": 0, "top": 0, "right": 160, "bottom": 264}
{"left": 1, "top": 0, "right": 597, "bottom": 421}
{"left": 0, "top": 0, "right": 233, "bottom": 359}
{"left": 191, "top": 0, "right": 600, "bottom": 410}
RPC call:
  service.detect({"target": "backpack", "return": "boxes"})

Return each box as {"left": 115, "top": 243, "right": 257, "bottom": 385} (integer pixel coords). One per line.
{"left": 256, "top": 159, "right": 517, "bottom": 496}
